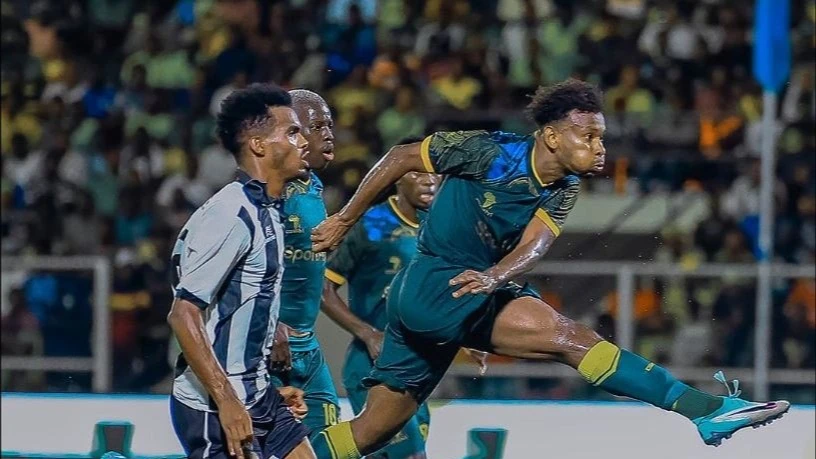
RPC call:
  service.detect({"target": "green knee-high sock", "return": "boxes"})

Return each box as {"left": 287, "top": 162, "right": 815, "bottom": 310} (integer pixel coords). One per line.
{"left": 312, "top": 422, "right": 362, "bottom": 459}
{"left": 578, "top": 341, "right": 723, "bottom": 420}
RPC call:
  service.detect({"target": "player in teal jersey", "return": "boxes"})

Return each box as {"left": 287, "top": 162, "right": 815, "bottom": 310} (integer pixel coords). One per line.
{"left": 270, "top": 89, "right": 341, "bottom": 442}
{"left": 321, "top": 138, "right": 439, "bottom": 459}
{"left": 308, "top": 80, "right": 790, "bottom": 459}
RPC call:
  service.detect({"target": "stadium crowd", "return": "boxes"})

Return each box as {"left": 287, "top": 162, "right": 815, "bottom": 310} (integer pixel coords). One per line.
{"left": 1, "top": 0, "right": 814, "bottom": 399}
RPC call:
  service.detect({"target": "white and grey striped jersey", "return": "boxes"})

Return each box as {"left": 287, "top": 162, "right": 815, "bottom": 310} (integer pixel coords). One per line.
{"left": 170, "top": 170, "right": 285, "bottom": 412}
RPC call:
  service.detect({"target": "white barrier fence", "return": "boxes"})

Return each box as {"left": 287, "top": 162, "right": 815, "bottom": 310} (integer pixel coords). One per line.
{"left": 1, "top": 393, "right": 814, "bottom": 459}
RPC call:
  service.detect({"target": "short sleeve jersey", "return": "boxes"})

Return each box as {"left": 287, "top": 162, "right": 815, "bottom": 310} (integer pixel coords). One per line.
{"left": 325, "top": 196, "right": 423, "bottom": 331}
{"left": 417, "top": 130, "right": 580, "bottom": 270}
{"left": 279, "top": 172, "right": 327, "bottom": 333}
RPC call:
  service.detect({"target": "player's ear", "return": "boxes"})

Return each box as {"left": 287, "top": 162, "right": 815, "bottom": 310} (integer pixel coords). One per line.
{"left": 540, "top": 126, "right": 559, "bottom": 151}
{"left": 249, "top": 136, "right": 264, "bottom": 156}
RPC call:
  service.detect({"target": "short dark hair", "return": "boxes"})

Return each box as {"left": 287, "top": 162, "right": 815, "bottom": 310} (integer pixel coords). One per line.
{"left": 216, "top": 83, "right": 292, "bottom": 157}
{"left": 525, "top": 79, "right": 603, "bottom": 127}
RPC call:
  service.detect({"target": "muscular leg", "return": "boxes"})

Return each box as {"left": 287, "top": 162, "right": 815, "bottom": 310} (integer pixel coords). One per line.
{"left": 312, "top": 385, "right": 418, "bottom": 458}
{"left": 490, "top": 296, "right": 722, "bottom": 418}
{"left": 286, "top": 438, "right": 317, "bottom": 459}
{"left": 490, "top": 296, "right": 601, "bottom": 365}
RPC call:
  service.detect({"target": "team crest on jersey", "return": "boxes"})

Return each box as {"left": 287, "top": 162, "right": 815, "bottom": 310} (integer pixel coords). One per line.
{"left": 478, "top": 192, "right": 496, "bottom": 216}
{"left": 286, "top": 215, "right": 303, "bottom": 234}
{"left": 390, "top": 226, "right": 417, "bottom": 239}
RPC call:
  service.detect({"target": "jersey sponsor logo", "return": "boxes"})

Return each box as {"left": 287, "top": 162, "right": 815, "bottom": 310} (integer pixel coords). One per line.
{"left": 478, "top": 192, "right": 496, "bottom": 216}
{"left": 284, "top": 246, "right": 327, "bottom": 262}
{"left": 390, "top": 226, "right": 417, "bottom": 239}
{"left": 286, "top": 215, "right": 304, "bottom": 234}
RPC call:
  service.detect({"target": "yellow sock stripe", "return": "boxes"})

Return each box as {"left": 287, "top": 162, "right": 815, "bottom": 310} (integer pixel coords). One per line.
{"left": 594, "top": 348, "right": 621, "bottom": 386}
{"left": 324, "top": 269, "right": 347, "bottom": 285}
{"left": 323, "top": 423, "right": 361, "bottom": 459}
{"left": 534, "top": 209, "right": 561, "bottom": 237}
{"left": 577, "top": 341, "right": 620, "bottom": 384}
{"left": 419, "top": 136, "right": 436, "bottom": 173}
{"left": 321, "top": 431, "right": 339, "bottom": 459}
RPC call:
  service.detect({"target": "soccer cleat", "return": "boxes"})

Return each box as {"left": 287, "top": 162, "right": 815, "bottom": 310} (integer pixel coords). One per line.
{"left": 693, "top": 371, "right": 790, "bottom": 447}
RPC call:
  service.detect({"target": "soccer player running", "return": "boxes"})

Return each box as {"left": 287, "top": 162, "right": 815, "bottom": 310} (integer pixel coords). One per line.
{"left": 321, "top": 137, "right": 440, "bottom": 459}
{"left": 167, "top": 84, "right": 316, "bottom": 459}
{"left": 268, "top": 89, "right": 342, "bottom": 443}
{"left": 308, "top": 80, "right": 790, "bottom": 458}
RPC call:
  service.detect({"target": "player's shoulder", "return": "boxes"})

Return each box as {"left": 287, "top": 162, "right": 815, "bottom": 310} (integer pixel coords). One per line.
{"left": 197, "top": 182, "right": 249, "bottom": 219}
{"left": 284, "top": 173, "right": 323, "bottom": 201}
{"left": 554, "top": 174, "right": 581, "bottom": 191}
{"left": 478, "top": 131, "right": 534, "bottom": 182}
{"left": 360, "top": 200, "right": 399, "bottom": 242}
{"left": 185, "top": 183, "right": 254, "bottom": 236}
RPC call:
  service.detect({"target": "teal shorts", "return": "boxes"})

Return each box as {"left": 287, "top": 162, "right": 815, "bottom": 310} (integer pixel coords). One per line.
{"left": 343, "top": 339, "right": 430, "bottom": 457}
{"left": 269, "top": 343, "right": 340, "bottom": 441}
{"left": 363, "top": 253, "right": 538, "bottom": 403}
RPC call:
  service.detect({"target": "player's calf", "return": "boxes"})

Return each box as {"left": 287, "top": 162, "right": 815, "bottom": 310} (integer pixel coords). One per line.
{"left": 312, "top": 385, "right": 418, "bottom": 459}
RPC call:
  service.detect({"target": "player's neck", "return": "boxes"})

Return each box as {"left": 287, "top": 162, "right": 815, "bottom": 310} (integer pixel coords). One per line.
{"left": 392, "top": 195, "right": 418, "bottom": 225}
{"left": 239, "top": 163, "right": 284, "bottom": 199}
{"left": 532, "top": 140, "right": 569, "bottom": 186}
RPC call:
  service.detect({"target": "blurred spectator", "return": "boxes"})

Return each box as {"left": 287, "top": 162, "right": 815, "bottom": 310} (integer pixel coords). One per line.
{"left": 377, "top": 85, "right": 427, "bottom": 149}
{"left": 431, "top": 56, "right": 483, "bottom": 110}
{"left": 605, "top": 65, "right": 655, "bottom": 118}
{"left": 1, "top": 287, "right": 44, "bottom": 391}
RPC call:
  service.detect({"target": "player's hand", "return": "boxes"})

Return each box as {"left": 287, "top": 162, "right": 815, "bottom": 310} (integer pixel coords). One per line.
{"left": 449, "top": 270, "right": 501, "bottom": 298}
{"left": 217, "top": 396, "right": 254, "bottom": 458}
{"left": 361, "top": 328, "right": 384, "bottom": 361}
{"left": 279, "top": 386, "right": 308, "bottom": 420}
{"left": 312, "top": 213, "right": 354, "bottom": 252}
{"left": 464, "top": 348, "right": 489, "bottom": 376}
{"left": 270, "top": 323, "right": 292, "bottom": 372}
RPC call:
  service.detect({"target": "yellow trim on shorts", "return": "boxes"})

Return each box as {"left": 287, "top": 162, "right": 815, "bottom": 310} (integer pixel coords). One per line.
{"left": 535, "top": 208, "right": 561, "bottom": 237}
{"left": 419, "top": 136, "right": 436, "bottom": 173}
{"left": 325, "top": 269, "right": 347, "bottom": 286}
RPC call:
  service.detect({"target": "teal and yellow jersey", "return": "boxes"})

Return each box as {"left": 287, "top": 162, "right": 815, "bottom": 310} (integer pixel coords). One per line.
{"left": 325, "top": 196, "right": 423, "bottom": 331}
{"left": 418, "top": 130, "right": 580, "bottom": 270}
{"left": 280, "top": 172, "right": 327, "bottom": 336}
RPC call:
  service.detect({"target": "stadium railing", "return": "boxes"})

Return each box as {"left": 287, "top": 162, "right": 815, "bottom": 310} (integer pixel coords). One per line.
{"left": 1, "top": 256, "right": 111, "bottom": 392}
{"left": 448, "top": 261, "right": 816, "bottom": 398}
{"left": 1, "top": 257, "right": 813, "bottom": 398}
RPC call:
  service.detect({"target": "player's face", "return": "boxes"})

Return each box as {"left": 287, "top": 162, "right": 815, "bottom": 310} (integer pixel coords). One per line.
{"left": 555, "top": 111, "right": 606, "bottom": 176}
{"left": 397, "top": 172, "right": 440, "bottom": 210}
{"left": 259, "top": 106, "right": 309, "bottom": 181}
{"left": 294, "top": 101, "right": 335, "bottom": 174}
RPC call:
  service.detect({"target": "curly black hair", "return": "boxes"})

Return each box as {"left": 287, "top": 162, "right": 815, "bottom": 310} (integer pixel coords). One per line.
{"left": 525, "top": 79, "right": 603, "bottom": 127}
{"left": 216, "top": 83, "right": 292, "bottom": 157}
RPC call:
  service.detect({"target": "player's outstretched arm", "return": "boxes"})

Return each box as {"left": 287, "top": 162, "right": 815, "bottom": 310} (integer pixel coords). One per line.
{"left": 168, "top": 299, "right": 253, "bottom": 457}
{"left": 321, "top": 279, "right": 384, "bottom": 360}
{"left": 312, "top": 142, "right": 426, "bottom": 251}
{"left": 451, "top": 215, "right": 556, "bottom": 298}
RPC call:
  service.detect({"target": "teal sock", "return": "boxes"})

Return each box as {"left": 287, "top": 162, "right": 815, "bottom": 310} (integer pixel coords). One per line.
{"left": 311, "top": 422, "right": 361, "bottom": 459}
{"left": 578, "top": 341, "right": 722, "bottom": 419}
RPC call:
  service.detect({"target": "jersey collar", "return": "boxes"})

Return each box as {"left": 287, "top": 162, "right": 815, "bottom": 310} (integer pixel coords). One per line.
{"left": 528, "top": 138, "right": 552, "bottom": 190}
{"left": 236, "top": 169, "right": 283, "bottom": 210}
{"left": 387, "top": 196, "right": 419, "bottom": 228}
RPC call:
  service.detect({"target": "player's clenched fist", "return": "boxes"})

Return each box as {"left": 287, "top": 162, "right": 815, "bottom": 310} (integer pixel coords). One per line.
{"left": 449, "top": 270, "right": 501, "bottom": 298}
{"left": 279, "top": 386, "right": 308, "bottom": 420}
{"left": 312, "top": 213, "right": 353, "bottom": 252}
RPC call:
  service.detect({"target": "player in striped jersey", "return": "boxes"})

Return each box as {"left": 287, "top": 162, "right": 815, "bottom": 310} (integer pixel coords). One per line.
{"left": 168, "top": 84, "right": 317, "bottom": 459}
